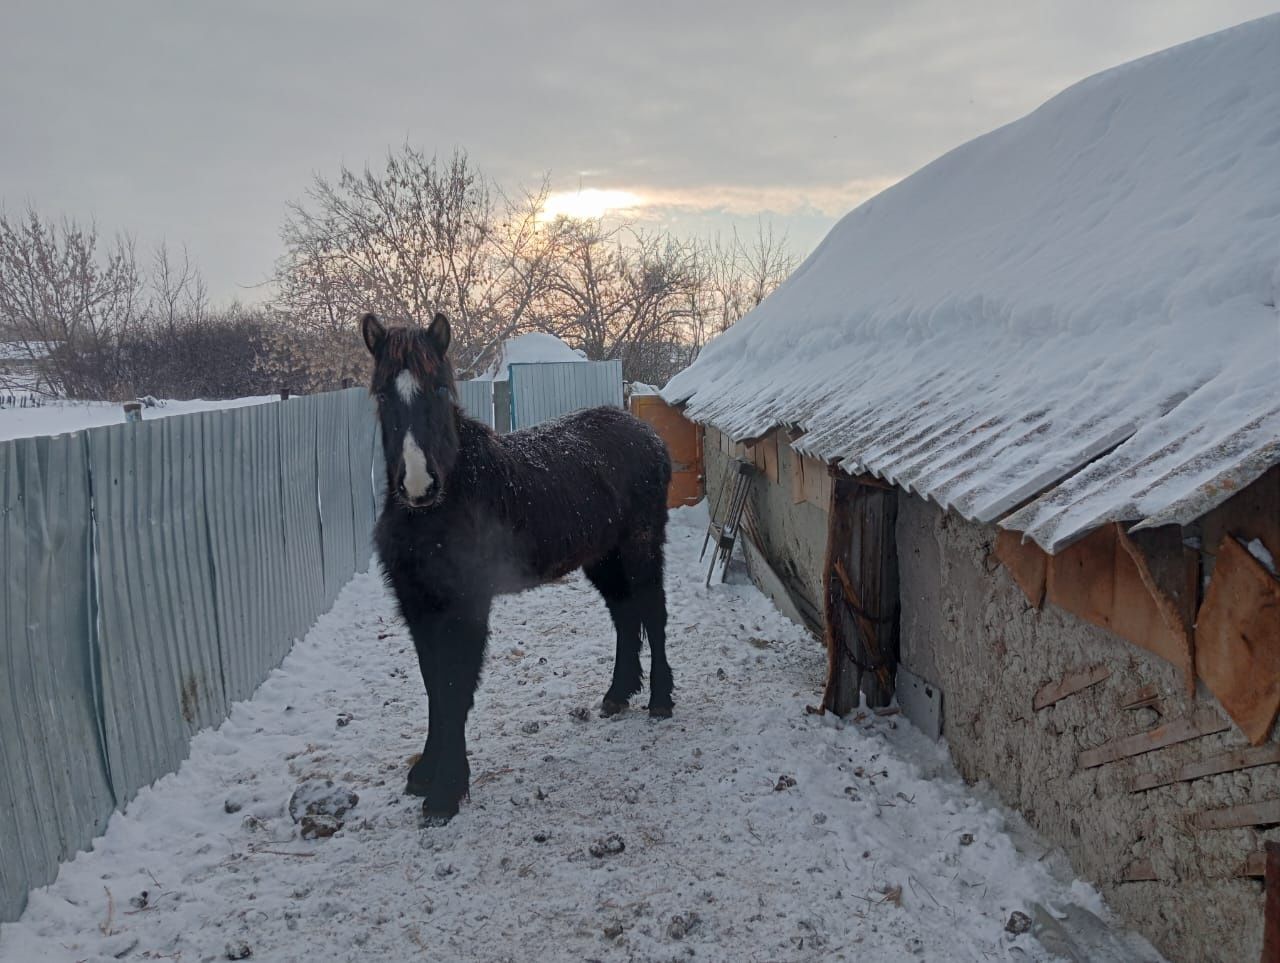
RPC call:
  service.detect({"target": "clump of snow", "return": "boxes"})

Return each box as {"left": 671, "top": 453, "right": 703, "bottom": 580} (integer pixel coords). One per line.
{"left": 1243, "top": 536, "right": 1277, "bottom": 576}
{"left": 475, "top": 331, "right": 588, "bottom": 381}
{"left": 0, "top": 396, "right": 278, "bottom": 443}
{"left": 664, "top": 15, "right": 1280, "bottom": 554}
{"left": 0, "top": 513, "right": 1162, "bottom": 962}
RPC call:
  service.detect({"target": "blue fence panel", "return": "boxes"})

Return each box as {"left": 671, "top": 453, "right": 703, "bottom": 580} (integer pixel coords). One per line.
{"left": 508, "top": 360, "right": 624, "bottom": 429}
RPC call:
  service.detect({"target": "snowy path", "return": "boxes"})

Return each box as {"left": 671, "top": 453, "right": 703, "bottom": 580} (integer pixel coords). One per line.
{"left": 2, "top": 508, "right": 1161, "bottom": 963}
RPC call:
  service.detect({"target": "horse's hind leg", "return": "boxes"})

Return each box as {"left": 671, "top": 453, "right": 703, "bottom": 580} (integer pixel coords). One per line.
{"left": 584, "top": 551, "right": 644, "bottom": 715}
{"left": 610, "top": 518, "right": 672, "bottom": 717}
{"left": 639, "top": 579, "right": 672, "bottom": 717}
{"left": 627, "top": 539, "right": 673, "bottom": 718}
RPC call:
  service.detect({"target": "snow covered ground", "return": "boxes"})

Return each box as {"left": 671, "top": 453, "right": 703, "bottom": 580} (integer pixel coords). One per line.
{"left": 0, "top": 396, "right": 278, "bottom": 443}
{"left": 0, "top": 507, "right": 1164, "bottom": 963}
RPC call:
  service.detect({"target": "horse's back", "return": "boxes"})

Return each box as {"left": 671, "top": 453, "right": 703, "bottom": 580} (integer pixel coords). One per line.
{"left": 501, "top": 406, "right": 670, "bottom": 494}
{"left": 493, "top": 406, "right": 670, "bottom": 579}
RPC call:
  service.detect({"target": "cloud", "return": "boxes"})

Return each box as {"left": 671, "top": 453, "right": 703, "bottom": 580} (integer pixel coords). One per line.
{"left": 2, "top": 1, "right": 1275, "bottom": 299}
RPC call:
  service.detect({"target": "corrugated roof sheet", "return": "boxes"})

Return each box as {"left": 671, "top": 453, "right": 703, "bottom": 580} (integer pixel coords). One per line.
{"left": 664, "top": 16, "right": 1280, "bottom": 553}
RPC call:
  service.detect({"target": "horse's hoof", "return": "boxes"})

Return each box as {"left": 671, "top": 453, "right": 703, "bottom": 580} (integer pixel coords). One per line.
{"left": 405, "top": 776, "right": 430, "bottom": 797}
{"left": 647, "top": 703, "right": 674, "bottom": 719}
{"left": 601, "top": 697, "right": 628, "bottom": 717}
{"left": 419, "top": 802, "right": 455, "bottom": 827}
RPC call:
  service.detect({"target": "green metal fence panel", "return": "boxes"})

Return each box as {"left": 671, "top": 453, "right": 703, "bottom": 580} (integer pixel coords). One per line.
{"left": 0, "top": 434, "right": 114, "bottom": 922}
{"left": 317, "top": 391, "right": 357, "bottom": 604}
{"left": 1, "top": 390, "right": 380, "bottom": 923}
{"left": 277, "top": 399, "right": 326, "bottom": 636}
{"left": 203, "top": 403, "right": 291, "bottom": 703}
{"left": 89, "top": 415, "right": 228, "bottom": 800}
{"left": 457, "top": 379, "right": 495, "bottom": 428}
{"left": 345, "top": 388, "right": 378, "bottom": 573}
{"left": 508, "top": 360, "right": 624, "bottom": 429}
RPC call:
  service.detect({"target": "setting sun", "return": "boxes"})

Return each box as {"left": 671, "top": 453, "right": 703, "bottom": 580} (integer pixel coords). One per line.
{"left": 539, "top": 187, "right": 644, "bottom": 221}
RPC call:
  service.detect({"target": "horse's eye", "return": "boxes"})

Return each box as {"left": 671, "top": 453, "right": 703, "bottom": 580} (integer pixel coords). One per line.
{"left": 436, "top": 386, "right": 450, "bottom": 400}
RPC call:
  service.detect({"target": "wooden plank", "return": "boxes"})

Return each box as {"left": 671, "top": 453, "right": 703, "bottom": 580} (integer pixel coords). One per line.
{"left": 1240, "top": 851, "right": 1267, "bottom": 878}
{"left": 791, "top": 447, "right": 806, "bottom": 505}
{"left": 995, "top": 529, "right": 1047, "bottom": 608}
{"left": 1195, "top": 535, "right": 1280, "bottom": 746}
{"left": 1078, "top": 708, "right": 1230, "bottom": 770}
{"left": 1266, "top": 841, "right": 1280, "bottom": 963}
{"left": 1193, "top": 799, "right": 1280, "bottom": 832}
{"left": 1034, "top": 664, "right": 1111, "bottom": 711}
{"left": 1047, "top": 524, "right": 1196, "bottom": 693}
{"left": 1119, "top": 684, "right": 1160, "bottom": 710}
{"left": 1199, "top": 464, "right": 1279, "bottom": 588}
{"left": 1120, "top": 858, "right": 1157, "bottom": 882}
{"left": 1131, "top": 744, "right": 1280, "bottom": 793}
{"left": 1116, "top": 526, "right": 1196, "bottom": 698}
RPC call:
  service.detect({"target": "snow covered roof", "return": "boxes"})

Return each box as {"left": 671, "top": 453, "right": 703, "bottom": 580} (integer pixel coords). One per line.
{"left": 476, "top": 332, "right": 588, "bottom": 381}
{"left": 664, "top": 16, "right": 1280, "bottom": 553}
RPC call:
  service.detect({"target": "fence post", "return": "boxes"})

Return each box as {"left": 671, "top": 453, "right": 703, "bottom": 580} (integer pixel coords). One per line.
{"left": 122, "top": 402, "right": 142, "bottom": 423}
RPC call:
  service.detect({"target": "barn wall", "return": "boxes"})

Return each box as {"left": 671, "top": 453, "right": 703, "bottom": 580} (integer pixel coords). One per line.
{"left": 702, "top": 413, "right": 1276, "bottom": 961}
{"left": 703, "top": 426, "right": 827, "bottom": 629}
{"left": 896, "top": 494, "right": 1276, "bottom": 963}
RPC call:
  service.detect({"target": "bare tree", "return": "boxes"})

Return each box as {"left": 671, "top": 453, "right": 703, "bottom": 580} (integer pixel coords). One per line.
{"left": 275, "top": 146, "right": 565, "bottom": 380}
{"left": 273, "top": 146, "right": 800, "bottom": 389}
{"left": 149, "top": 242, "right": 209, "bottom": 335}
{"left": 0, "top": 207, "right": 142, "bottom": 397}
{"left": 541, "top": 220, "right": 702, "bottom": 384}
{"left": 691, "top": 220, "right": 798, "bottom": 351}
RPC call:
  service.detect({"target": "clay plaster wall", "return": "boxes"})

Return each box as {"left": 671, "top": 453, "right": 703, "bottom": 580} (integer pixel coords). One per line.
{"left": 896, "top": 495, "right": 1274, "bottom": 963}
{"left": 704, "top": 427, "right": 828, "bottom": 628}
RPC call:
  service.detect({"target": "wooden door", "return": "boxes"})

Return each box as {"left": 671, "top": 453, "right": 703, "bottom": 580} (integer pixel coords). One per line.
{"left": 822, "top": 473, "right": 900, "bottom": 713}
{"left": 629, "top": 395, "right": 704, "bottom": 508}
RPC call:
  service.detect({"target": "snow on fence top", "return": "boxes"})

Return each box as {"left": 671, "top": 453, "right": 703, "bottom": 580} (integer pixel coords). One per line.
{"left": 664, "top": 15, "right": 1280, "bottom": 553}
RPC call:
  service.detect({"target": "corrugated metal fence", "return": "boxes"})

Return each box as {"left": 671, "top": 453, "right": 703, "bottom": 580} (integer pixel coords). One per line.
{"left": 456, "top": 379, "right": 495, "bottom": 429}
{"left": 508, "top": 360, "right": 624, "bottom": 429}
{"left": 0, "top": 388, "right": 380, "bottom": 922}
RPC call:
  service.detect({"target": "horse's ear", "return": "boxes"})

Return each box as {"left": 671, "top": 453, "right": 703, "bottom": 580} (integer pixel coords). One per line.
{"left": 361, "top": 313, "right": 387, "bottom": 356}
{"left": 427, "top": 312, "right": 451, "bottom": 355}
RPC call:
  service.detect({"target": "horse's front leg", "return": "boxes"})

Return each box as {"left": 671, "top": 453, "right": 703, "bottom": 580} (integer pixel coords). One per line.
{"left": 408, "top": 604, "right": 490, "bottom": 822}
{"left": 405, "top": 635, "right": 441, "bottom": 797}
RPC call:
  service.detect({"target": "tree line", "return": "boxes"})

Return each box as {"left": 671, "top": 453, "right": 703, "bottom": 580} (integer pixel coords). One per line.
{"left": 0, "top": 147, "right": 796, "bottom": 400}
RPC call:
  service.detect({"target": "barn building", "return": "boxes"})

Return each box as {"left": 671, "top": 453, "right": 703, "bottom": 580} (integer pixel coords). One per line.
{"left": 664, "top": 17, "right": 1280, "bottom": 962}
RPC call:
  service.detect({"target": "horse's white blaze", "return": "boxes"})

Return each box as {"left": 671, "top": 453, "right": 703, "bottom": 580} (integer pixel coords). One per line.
{"left": 395, "top": 369, "right": 420, "bottom": 404}
{"left": 401, "top": 430, "right": 434, "bottom": 499}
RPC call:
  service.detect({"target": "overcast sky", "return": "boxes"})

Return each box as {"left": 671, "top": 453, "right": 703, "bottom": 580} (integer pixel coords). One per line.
{"left": 2, "top": 1, "right": 1276, "bottom": 302}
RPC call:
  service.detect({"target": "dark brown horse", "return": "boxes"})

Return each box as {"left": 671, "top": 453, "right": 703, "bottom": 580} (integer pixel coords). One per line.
{"left": 363, "top": 313, "right": 673, "bottom": 821}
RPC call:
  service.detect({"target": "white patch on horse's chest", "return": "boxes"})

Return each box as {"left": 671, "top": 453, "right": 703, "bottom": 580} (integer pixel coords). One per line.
{"left": 402, "top": 431, "right": 435, "bottom": 497}
{"left": 396, "top": 369, "right": 420, "bottom": 404}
